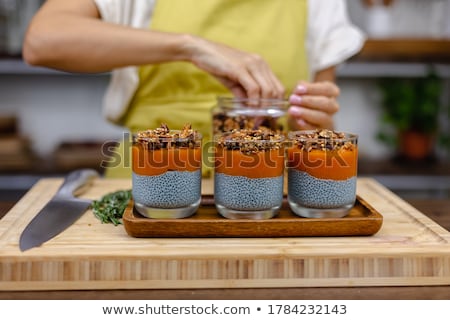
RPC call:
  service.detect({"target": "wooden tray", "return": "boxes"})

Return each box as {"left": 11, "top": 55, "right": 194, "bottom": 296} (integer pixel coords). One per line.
{"left": 123, "top": 195, "right": 383, "bottom": 237}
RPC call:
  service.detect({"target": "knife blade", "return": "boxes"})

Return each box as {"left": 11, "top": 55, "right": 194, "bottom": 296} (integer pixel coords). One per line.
{"left": 19, "top": 169, "right": 99, "bottom": 251}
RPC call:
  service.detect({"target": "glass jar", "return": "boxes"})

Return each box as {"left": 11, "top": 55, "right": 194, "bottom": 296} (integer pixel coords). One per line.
{"left": 214, "top": 129, "right": 286, "bottom": 219}
{"left": 212, "top": 97, "right": 289, "bottom": 135}
{"left": 132, "top": 128, "right": 202, "bottom": 219}
{"left": 287, "top": 130, "right": 358, "bottom": 218}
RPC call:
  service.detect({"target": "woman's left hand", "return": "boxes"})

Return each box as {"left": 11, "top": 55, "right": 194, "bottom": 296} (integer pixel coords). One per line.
{"left": 287, "top": 81, "right": 340, "bottom": 130}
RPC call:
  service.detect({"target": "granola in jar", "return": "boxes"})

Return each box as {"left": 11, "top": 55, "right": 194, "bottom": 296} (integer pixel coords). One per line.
{"left": 212, "top": 97, "right": 288, "bottom": 134}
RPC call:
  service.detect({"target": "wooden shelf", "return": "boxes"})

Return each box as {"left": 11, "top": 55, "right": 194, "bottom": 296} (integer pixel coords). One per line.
{"left": 359, "top": 157, "right": 450, "bottom": 176}
{"left": 353, "top": 38, "right": 450, "bottom": 62}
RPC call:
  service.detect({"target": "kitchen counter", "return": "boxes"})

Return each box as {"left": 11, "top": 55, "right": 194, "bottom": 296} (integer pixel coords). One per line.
{"left": 1, "top": 177, "right": 449, "bottom": 299}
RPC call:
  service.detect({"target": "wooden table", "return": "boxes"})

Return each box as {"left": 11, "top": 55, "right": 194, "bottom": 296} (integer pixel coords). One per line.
{"left": 1, "top": 178, "right": 449, "bottom": 299}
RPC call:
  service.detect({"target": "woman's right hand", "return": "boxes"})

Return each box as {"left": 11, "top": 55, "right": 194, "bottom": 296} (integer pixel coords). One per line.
{"left": 182, "top": 35, "right": 285, "bottom": 100}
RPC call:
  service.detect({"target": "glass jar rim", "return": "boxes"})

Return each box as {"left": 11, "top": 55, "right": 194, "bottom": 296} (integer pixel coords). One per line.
{"left": 214, "top": 132, "right": 285, "bottom": 144}
{"left": 216, "top": 96, "right": 289, "bottom": 109}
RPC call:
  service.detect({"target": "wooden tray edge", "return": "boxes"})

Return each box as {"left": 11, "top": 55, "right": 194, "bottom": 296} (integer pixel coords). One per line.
{"left": 122, "top": 195, "right": 383, "bottom": 238}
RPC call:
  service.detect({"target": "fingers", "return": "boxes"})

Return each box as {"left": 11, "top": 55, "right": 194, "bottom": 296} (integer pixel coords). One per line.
{"left": 234, "top": 54, "right": 285, "bottom": 100}
{"left": 288, "top": 106, "right": 335, "bottom": 130}
{"left": 289, "top": 94, "right": 339, "bottom": 115}
{"left": 189, "top": 37, "right": 284, "bottom": 100}
{"left": 216, "top": 77, "right": 247, "bottom": 98}
{"left": 288, "top": 80, "right": 340, "bottom": 130}
{"left": 293, "top": 81, "right": 340, "bottom": 98}
{"left": 233, "top": 70, "right": 262, "bottom": 100}
{"left": 247, "top": 54, "right": 285, "bottom": 99}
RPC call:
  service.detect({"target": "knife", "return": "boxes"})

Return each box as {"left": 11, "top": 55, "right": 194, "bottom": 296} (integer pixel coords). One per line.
{"left": 19, "top": 169, "right": 99, "bottom": 251}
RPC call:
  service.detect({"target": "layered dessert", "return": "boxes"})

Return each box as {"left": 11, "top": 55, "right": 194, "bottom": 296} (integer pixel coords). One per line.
{"left": 214, "top": 128, "right": 285, "bottom": 219}
{"left": 287, "top": 129, "right": 358, "bottom": 218}
{"left": 132, "top": 123, "right": 202, "bottom": 218}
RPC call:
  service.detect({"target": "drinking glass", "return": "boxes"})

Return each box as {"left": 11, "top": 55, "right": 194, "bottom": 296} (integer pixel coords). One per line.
{"left": 132, "top": 130, "right": 202, "bottom": 218}
{"left": 287, "top": 130, "right": 358, "bottom": 218}
{"left": 214, "top": 129, "right": 285, "bottom": 219}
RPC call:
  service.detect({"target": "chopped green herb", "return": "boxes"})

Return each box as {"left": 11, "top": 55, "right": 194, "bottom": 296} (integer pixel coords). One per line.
{"left": 91, "top": 189, "right": 132, "bottom": 225}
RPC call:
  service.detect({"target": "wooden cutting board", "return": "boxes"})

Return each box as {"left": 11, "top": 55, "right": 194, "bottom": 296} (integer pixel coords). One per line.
{"left": 0, "top": 177, "right": 449, "bottom": 291}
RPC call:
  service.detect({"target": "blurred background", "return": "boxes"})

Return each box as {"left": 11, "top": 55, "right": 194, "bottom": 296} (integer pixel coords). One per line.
{"left": 0, "top": 0, "right": 449, "bottom": 224}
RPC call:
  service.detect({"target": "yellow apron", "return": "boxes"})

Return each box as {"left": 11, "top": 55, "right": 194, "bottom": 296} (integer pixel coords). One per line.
{"left": 106, "top": 0, "right": 309, "bottom": 178}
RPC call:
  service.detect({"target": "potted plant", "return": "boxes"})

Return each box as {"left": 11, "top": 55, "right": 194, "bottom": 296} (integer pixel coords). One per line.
{"left": 376, "top": 70, "right": 448, "bottom": 161}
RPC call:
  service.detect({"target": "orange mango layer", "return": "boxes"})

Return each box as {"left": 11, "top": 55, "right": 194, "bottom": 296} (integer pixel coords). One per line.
{"left": 132, "top": 145, "right": 201, "bottom": 176}
{"left": 287, "top": 147, "right": 358, "bottom": 180}
{"left": 215, "top": 147, "right": 284, "bottom": 178}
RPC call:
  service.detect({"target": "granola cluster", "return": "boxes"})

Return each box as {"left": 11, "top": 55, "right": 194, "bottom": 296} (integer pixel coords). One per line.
{"left": 217, "top": 128, "right": 284, "bottom": 155}
{"left": 291, "top": 129, "right": 356, "bottom": 152}
{"left": 134, "top": 123, "right": 200, "bottom": 149}
{"left": 212, "top": 112, "right": 283, "bottom": 134}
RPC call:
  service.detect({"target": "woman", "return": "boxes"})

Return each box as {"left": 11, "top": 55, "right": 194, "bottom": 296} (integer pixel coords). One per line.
{"left": 23, "top": 0, "right": 365, "bottom": 176}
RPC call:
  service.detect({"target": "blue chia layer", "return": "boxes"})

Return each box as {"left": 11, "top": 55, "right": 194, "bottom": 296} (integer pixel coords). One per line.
{"left": 132, "top": 170, "right": 201, "bottom": 209}
{"left": 214, "top": 173, "right": 283, "bottom": 211}
{"left": 288, "top": 169, "right": 356, "bottom": 209}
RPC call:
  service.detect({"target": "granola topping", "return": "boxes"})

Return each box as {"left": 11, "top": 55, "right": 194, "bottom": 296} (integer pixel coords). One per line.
{"left": 290, "top": 129, "right": 356, "bottom": 152}
{"left": 217, "top": 128, "right": 284, "bottom": 155}
{"left": 134, "top": 123, "right": 200, "bottom": 149}
{"left": 213, "top": 112, "right": 283, "bottom": 134}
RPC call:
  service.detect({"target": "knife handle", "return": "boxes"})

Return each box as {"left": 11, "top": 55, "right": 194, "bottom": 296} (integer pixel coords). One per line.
{"left": 57, "top": 169, "right": 100, "bottom": 198}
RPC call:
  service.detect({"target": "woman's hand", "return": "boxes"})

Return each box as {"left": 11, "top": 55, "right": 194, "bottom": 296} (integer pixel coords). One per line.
{"left": 184, "top": 35, "right": 285, "bottom": 100}
{"left": 287, "top": 81, "right": 340, "bottom": 130}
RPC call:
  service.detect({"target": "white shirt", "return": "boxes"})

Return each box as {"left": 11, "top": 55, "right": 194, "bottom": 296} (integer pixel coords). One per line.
{"left": 94, "top": 0, "right": 366, "bottom": 123}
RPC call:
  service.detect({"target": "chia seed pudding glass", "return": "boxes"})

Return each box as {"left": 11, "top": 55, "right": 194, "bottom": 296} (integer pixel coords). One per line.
{"left": 214, "top": 128, "right": 285, "bottom": 219}
{"left": 212, "top": 97, "right": 288, "bottom": 135}
{"left": 132, "top": 124, "right": 202, "bottom": 219}
{"left": 287, "top": 129, "right": 358, "bottom": 218}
